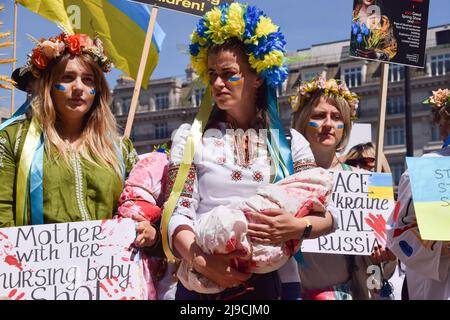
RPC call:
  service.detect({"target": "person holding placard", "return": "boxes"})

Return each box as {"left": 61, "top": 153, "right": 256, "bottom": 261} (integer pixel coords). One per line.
{"left": 386, "top": 89, "right": 450, "bottom": 300}
{"left": 167, "top": 3, "right": 337, "bottom": 300}
{"left": 291, "top": 76, "right": 393, "bottom": 299}
{"left": 0, "top": 33, "right": 140, "bottom": 229}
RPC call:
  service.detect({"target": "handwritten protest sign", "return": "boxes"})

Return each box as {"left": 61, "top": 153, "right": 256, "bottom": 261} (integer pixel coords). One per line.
{"left": 301, "top": 171, "right": 395, "bottom": 255}
{"left": 350, "top": 0, "right": 429, "bottom": 67}
{"left": 131, "top": 0, "right": 233, "bottom": 16}
{"left": 0, "top": 218, "right": 146, "bottom": 300}
{"left": 406, "top": 157, "right": 450, "bottom": 241}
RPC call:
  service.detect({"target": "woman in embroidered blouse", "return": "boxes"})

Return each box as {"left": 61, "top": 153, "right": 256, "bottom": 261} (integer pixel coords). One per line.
{"left": 387, "top": 89, "right": 450, "bottom": 300}
{"left": 166, "top": 3, "right": 337, "bottom": 300}
{"left": 0, "top": 33, "right": 141, "bottom": 228}
{"left": 351, "top": 0, "right": 397, "bottom": 61}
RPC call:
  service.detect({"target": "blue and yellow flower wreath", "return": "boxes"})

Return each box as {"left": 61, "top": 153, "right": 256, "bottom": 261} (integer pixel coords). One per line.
{"left": 189, "top": 2, "right": 288, "bottom": 88}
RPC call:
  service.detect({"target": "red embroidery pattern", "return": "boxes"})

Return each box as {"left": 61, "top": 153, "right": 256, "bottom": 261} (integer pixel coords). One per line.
{"left": 215, "top": 157, "right": 226, "bottom": 165}
{"left": 231, "top": 170, "right": 243, "bottom": 181}
{"left": 252, "top": 171, "right": 264, "bottom": 182}
{"left": 165, "top": 164, "right": 197, "bottom": 200}
{"left": 213, "top": 139, "right": 225, "bottom": 147}
{"left": 294, "top": 159, "right": 317, "bottom": 172}
{"left": 180, "top": 199, "right": 191, "bottom": 208}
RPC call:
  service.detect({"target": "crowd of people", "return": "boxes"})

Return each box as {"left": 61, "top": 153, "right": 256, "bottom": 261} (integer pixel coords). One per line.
{"left": 0, "top": 3, "right": 448, "bottom": 300}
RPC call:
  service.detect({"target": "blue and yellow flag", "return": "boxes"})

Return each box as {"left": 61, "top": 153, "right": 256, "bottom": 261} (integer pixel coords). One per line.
{"left": 17, "top": 0, "right": 165, "bottom": 88}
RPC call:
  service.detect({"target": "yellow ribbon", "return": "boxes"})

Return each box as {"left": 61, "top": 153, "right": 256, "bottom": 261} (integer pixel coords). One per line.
{"left": 161, "top": 87, "right": 213, "bottom": 262}
{"left": 16, "top": 116, "right": 42, "bottom": 226}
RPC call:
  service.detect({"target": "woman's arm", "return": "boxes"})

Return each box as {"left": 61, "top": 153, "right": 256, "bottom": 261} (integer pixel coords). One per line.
{"left": 0, "top": 125, "right": 20, "bottom": 227}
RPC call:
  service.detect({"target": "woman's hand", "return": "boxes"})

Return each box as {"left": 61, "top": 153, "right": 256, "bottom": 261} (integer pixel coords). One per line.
{"left": 132, "top": 214, "right": 158, "bottom": 248}
{"left": 370, "top": 245, "right": 396, "bottom": 264}
{"left": 192, "top": 249, "right": 251, "bottom": 289}
{"left": 246, "top": 208, "right": 303, "bottom": 245}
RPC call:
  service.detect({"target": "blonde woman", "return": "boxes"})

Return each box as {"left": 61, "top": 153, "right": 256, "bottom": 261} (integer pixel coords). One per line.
{"left": 292, "top": 77, "right": 397, "bottom": 299}
{"left": 0, "top": 33, "right": 142, "bottom": 228}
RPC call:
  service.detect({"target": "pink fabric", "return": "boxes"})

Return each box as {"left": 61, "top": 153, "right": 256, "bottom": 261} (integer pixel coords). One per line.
{"left": 116, "top": 152, "right": 169, "bottom": 300}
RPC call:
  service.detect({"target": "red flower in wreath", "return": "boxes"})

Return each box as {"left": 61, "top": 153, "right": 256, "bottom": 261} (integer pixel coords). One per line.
{"left": 65, "top": 34, "right": 93, "bottom": 55}
{"left": 31, "top": 48, "right": 49, "bottom": 70}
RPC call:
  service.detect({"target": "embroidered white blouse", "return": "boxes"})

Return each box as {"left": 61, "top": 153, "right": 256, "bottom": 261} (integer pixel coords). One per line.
{"left": 387, "top": 146, "right": 450, "bottom": 300}
{"left": 167, "top": 122, "right": 336, "bottom": 284}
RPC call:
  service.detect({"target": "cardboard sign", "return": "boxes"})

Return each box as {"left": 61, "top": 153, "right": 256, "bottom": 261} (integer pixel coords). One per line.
{"left": 406, "top": 157, "right": 450, "bottom": 241}
{"left": 301, "top": 171, "right": 396, "bottom": 255}
{"left": 130, "top": 0, "right": 233, "bottom": 16}
{"left": 0, "top": 218, "right": 146, "bottom": 300}
{"left": 350, "top": 0, "right": 429, "bottom": 67}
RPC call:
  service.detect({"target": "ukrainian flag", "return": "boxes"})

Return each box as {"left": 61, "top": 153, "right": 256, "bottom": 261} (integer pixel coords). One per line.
{"left": 17, "top": 0, "right": 165, "bottom": 88}
{"left": 368, "top": 173, "right": 394, "bottom": 200}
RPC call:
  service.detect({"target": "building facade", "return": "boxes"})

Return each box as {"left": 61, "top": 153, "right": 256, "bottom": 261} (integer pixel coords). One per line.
{"left": 111, "top": 24, "right": 450, "bottom": 183}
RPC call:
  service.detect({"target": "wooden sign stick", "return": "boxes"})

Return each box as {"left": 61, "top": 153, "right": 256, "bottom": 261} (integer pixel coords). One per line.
{"left": 375, "top": 62, "right": 389, "bottom": 173}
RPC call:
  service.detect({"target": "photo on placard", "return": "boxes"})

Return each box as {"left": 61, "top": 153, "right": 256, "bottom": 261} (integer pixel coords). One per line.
{"left": 350, "top": 0, "right": 430, "bottom": 68}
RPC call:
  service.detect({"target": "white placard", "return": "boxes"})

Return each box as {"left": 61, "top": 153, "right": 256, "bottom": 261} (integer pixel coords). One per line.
{"left": 301, "top": 171, "right": 395, "bottom": 255}
{"left": 0, "top": 218, "right": 146, "bottom": 300}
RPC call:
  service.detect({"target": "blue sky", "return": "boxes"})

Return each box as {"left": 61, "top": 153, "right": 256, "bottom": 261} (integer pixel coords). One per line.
{"left": 1, "top": 0, "right": 450, "bottom": 111}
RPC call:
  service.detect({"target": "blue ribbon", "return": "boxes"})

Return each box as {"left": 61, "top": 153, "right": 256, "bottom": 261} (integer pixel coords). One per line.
{"left": 0, "top": 99, "right": 30, "bottom": 131}
{"left": 266, "top": 86, "right": 294, "bottom": 182}
{"left": 443, "top": 134, "right": 450, "bottom": 149}
{"left": 29, "top": 133, "right": 45, "bottom": 225}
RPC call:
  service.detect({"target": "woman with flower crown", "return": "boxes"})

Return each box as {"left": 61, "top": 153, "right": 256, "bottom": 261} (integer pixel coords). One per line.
{"left": 165, "top": 3, "right": 337, "bottom": 300}
{"left": 0, "top": 33, "right": 160, "bottom": 275}
{"left": 386, "top": 89, "right": 450, "bottom": 300}
{"left": 291, "top": 76, "right": 398, "bottom": 300}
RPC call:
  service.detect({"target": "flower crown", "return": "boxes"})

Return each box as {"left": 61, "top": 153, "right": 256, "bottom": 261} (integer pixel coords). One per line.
{"left": 291, "top": 76, "right": 360, "bottom": 119}
{"left": 423, "top": 89, "right": 450, "bottom": 110}
{"left": 189, "top": 3, "right": 288, "bottom": 87}
{"left": 21, "top": 33, "right": 113, "bottom": 77}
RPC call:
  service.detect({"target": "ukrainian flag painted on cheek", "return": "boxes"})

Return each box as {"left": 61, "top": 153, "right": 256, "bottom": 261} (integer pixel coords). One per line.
{"left": 17, "top": 0, "right": 166, "bottom": 89}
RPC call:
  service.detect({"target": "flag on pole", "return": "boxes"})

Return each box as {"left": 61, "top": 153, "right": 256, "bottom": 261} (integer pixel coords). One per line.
{"left": 16, "top": 0, "right": 165, "bottom": 88}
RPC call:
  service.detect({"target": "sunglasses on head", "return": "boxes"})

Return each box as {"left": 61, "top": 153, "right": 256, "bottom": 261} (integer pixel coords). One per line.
{"left": 346, "top": 157, "right": 375, "bottom": 167}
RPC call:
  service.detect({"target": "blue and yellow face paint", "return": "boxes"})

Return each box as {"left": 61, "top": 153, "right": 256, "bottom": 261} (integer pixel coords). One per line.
{"left": 53, "top": 84, "right": 66, "bottom": 92}
{"left": 227, "top": 75, "right": 243, "bottom": 86}
{"left": 307, "top": 121, "right": 320, "bottom": 132}
{"left": 336, "top": 123, "right": 345, "bottom": 131}
{"left": 89, "top": 88, "right": 96, "bottom": 95}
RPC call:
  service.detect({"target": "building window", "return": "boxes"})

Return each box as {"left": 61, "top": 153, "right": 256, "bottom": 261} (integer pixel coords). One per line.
{"left": 155, "top": 92, "right": 169, "bottom": 110}
{"left": 194, "top": 88, "right": 205, "bottom": 107}
{"left": 387, "top": 96, "right": 405, "bottom": 114}
{"left": 344, "top": 67, "right": 362, "bottom": 88}
{"left": 431, "top": 126, "right": 441, "bottom": 141}
{"left": 154, "top": 123, "right": 169, "bottom": 139}
{"left": 391, "top": 163, "right": 405, "bottom": 185}
{"left": 389, "top": 64, "right": 405, "bottom": 82}
{"left": 122, "top": 98, "right": 131, "bottom": 115}
{"left": 302, "top": 71, "right": 320, "bottom": 82}
{"left": 430, "top": 54, "right": 450, "bottom": 76}
{"left": 386, "top": 125, "right": 405, "bottom": 145}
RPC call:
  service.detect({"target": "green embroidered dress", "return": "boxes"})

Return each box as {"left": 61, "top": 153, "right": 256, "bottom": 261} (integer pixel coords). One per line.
{"left": 0, "top": 119, "right": 138, "bottom": 227}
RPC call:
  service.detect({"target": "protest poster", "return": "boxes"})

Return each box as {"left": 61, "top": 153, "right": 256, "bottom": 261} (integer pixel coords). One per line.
{"left": 131, "top": 0, "right": 233, "bottom": 16}
{"left": 0, "top": 218, "right": 146, "bottom": 300}
{"left": 301, "top": 171, "right": 396, "bottom": 255}
{"left": 406, "top": 157, "right": 450, "bottom": 241}
{"left": 350, "top": 0, "right": 429, "bottom": 67}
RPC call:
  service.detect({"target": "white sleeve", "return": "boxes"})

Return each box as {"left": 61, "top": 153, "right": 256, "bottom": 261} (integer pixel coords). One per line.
{"left": 386, "top": 171, "right": 445, "bottom": 282}
{"left": 166, "top": 123, "right": 200, "bottom": 253}
{"left": 289, "top": 128, "right": 317, "bottom": 172}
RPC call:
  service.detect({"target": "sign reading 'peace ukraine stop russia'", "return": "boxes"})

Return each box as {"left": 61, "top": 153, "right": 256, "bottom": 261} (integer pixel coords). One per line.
{"left": 130, "top": 0, "right": 233, "bottom": 16}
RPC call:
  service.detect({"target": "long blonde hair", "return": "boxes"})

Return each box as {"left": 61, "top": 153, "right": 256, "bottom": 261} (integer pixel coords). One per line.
{"left": 31, "top": 53, "right": 122, "bottom": 177}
